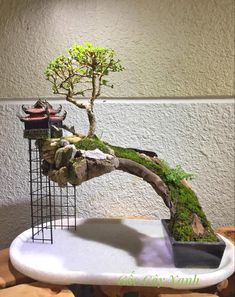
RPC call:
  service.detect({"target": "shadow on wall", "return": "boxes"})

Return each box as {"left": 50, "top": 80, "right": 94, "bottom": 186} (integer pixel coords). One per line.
{"left": 0, "top": 203, "right": 31, "bottom": 249}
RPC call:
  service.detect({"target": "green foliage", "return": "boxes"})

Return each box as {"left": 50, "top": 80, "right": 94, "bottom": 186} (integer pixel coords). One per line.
{"left": 160, "top": 161, "right": 194, "bottom": 185}
{"left": 45, "top": 42, "right": 124, "bottom": 137}
{"left": 45, "top": 42, "right": 124, "bottom": 98}
{"left": 69, "top": 42, "right": 124, "bottom": 75}
{"left": 45, "top": 55, "right": 75, "bottom": 94}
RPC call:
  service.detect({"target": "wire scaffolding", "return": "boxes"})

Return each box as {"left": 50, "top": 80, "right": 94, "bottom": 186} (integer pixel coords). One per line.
{"left": 28, "top": 140, "right": 77, "bottom": 243}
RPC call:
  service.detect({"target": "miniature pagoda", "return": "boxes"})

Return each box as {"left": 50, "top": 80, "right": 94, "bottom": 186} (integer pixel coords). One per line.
{"left": 18, "top": 99, "right": 75, "bottom": 244}
{"left": 19, "top": 99, "right": 66, "bottom": 139}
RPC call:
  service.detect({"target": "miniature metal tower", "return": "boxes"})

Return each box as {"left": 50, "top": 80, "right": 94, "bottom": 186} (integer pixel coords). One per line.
{"left": 19, "top": 99, "right": 77, "bottom": 243}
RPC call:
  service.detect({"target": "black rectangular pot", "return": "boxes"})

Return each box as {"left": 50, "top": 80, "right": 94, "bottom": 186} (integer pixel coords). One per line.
{"left": 162, "top": 219, "right": 226, "bottom": 268}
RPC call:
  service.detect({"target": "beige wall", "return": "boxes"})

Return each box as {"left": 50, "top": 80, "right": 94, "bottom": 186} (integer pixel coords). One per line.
{"left": 0, "top": 0, "right": 234, "bottom": 99}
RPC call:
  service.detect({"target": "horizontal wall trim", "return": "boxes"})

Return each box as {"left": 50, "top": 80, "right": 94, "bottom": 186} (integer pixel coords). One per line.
{"left": 0, "top": 97, "right": 234, "bottom": 105}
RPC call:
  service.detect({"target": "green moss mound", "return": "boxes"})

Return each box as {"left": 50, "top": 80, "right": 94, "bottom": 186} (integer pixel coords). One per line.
{"left": 75, "top": 136, "right": 112, "bottom": 154}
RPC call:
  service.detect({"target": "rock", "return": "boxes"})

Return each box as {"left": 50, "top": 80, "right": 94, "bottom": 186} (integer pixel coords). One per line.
{"left": 81, "top": 148, "right": 114, "bottom": 160}
{"left": 48, "top": 167, "right": 68, "bottom": 187}
{"left": 60, "top": 139, "right": 70, "bottom": 147}
{"left": 192, "top": 213, "right": 205, "bottom": 236}
{"left": 42, "top": 150, "right": 56, "bottom": 164}
{"left": 181, "top": 178, "right": 192, "bottom": 189}
{"left": 57, "top": 167, "right": 69, "bottom": 187}
{"left": 41, "top": 139, "right": 60, "bottom": 152}
{"left": 73, "top": 158, "right": 88, "bottom": 185}
{"left": 41, "top": 139, "right": 60, "bottom": 164}
{"left": 72, "top": 157, "right": 119, "bottom": 185}
{"left": 63, "top": 136, "right": 82, "bottom": 144}
{"left": 55, "top": 145, "right": 77, "bottom": 169}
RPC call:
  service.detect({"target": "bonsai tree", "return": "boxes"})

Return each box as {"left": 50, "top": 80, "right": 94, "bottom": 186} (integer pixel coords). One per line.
{"left": 42, "top": 42, "right": 218, "bottom": 244}
{"left": 45, "top": 42, "right": 124, "bottom": 137}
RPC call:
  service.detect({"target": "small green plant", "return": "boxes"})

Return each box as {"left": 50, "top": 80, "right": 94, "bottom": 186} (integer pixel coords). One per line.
{"left": 160, "top": 160, "right": 193, "bottom": 185}
{"left": 45, "top": 42, "right": 124, "bottom": 137}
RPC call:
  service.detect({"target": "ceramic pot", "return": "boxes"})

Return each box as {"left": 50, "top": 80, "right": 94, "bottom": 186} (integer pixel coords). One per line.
{"left": 162, "top": 219, "right": 226, "bottom": 268}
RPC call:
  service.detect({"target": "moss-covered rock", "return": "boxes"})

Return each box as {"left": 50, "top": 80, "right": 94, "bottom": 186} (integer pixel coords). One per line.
{"left": 40, "top": 135, "right": 218, "bottom": 242}
{"left": 75, "top": 136, "right": 113, "bottom": 154}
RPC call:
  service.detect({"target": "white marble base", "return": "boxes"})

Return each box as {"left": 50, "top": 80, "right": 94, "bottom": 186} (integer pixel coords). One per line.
{"left": 10, "top": 219, "right": 235, "bottom": 289}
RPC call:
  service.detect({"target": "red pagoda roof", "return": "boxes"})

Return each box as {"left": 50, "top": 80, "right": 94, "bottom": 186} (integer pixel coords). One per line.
{"left": 22, "top": 99, "right": 62, "bottom": 115}
{"left": 20, "top": 114, "right": 66, "bottom": 122}
{"left": 19, "top": 99, "right": 66, "bottom": 122}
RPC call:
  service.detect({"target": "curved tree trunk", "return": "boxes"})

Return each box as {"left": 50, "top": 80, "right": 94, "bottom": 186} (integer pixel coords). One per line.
{"left": 70, "top": 157, "right": 175, "bottom": 217}
{"left": 117, "top": 158, "right": 174, "bottom": 215}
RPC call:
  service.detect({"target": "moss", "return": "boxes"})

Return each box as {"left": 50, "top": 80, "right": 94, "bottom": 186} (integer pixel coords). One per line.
{"left": 109, "top": 145, "right": 163, "bottom": 176}
{"left": 75, "top": 136, "right": 111, "bottom": 154}
{"left": 111, "top": 144, "right": 217, "bottom": 242}
{"left": 73, "top": 136, "right": 217, "bottom": 242}
{"left": 109, "top": 145, "right": 193, "bottom": 187}
{"left": 168, "top": 184, "right": 217, "bottom": 242}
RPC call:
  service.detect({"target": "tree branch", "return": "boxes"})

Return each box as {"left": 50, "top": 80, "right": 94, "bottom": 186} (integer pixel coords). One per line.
{"left": 66, "top": 96, "right": 87, "bottom": 109}
{"left": 73, "top": 88, "right": 93, "bottom": 96}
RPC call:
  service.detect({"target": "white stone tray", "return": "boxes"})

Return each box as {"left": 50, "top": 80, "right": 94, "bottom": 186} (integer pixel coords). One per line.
{"left": 10, "top": 219, "right": 235, "bottom": 289}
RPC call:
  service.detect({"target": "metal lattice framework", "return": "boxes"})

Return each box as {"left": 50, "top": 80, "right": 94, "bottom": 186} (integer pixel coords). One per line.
{"left": 28, "top": 140, "right": 77, "bottom": 243}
